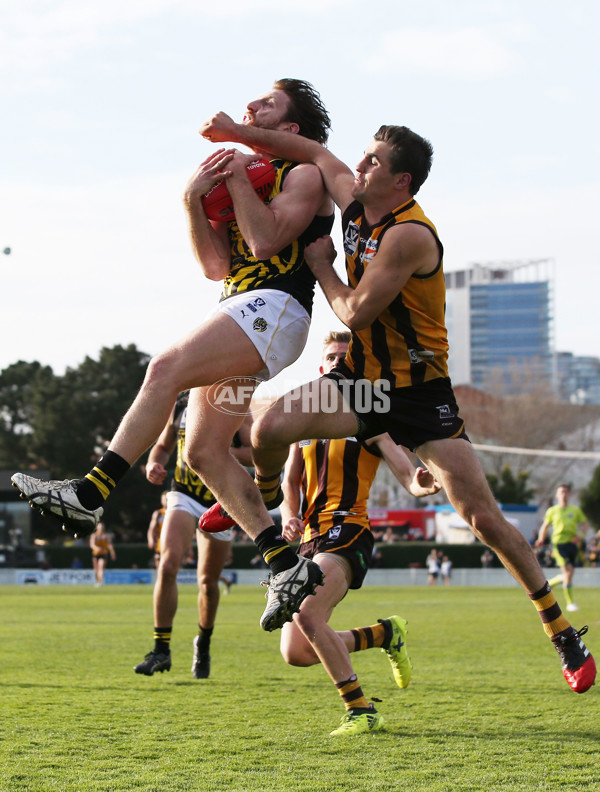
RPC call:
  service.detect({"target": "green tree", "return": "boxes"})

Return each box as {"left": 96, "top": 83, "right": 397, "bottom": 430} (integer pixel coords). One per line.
{"left": 0, "top": 361, "right": 55, "bottom": 468}
{"left": 0, "top": 344, "right": 160, "bottom": 540}
{"left": 486, "top": 464, "right": 535, "bottom": 505}
{"left": 580, "top": 464, "right": 600, "bottom": 530}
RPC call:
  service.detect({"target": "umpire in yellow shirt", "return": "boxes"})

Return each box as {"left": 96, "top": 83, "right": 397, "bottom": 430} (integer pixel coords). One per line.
{"left": 536, "top": 484, "right": 588, "bottom": 612}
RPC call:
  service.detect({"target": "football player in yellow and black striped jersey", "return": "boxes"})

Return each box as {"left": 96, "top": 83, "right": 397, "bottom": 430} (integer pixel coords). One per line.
{"left": 134, "top": 391, "right": 251, "bottom": 679}
{"left": 201, "top": 121, "right": 596, "bottom": 695}
{"left": 278, "top": 332, "right": 440, "bottom": 735}
{"left": 13, "top": 80, "right": 337, "bottom": 636}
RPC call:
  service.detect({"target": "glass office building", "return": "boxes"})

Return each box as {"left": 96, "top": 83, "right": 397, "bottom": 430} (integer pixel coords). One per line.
{"left": 445, "top": 261, "right": 554, "bottom": 392}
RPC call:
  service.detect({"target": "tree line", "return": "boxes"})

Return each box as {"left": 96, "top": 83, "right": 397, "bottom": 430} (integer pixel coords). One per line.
{"left": 0, "top": 344, "right": 160, "bottom": 540}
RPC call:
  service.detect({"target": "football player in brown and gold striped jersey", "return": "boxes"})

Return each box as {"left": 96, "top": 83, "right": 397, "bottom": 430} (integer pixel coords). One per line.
{"left": 278, "top": 332, "right": 439, "bottom": 735}
{"left": 198, "top": 118, "right": 596, "bottom": 695}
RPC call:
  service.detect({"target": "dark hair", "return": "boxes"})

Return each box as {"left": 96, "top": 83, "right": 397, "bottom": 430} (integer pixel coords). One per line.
{"left": 274, "top": 78, "right": 331, "bottom": 145}
{"left": 373, "top": 125, "right": 434, "bottom": 195}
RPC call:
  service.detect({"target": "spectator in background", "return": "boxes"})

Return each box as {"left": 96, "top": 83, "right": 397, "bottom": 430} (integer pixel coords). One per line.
{"left": 585, "top": 536, "right": 600, "bottom": 567}
{"left": 481, "top": 548, "right": 495, "bottom": 568}
{"left": 440, "top": 555, "right": 452, "bottom": 585}
{"left": 426, "top": 549, "right": 440, "bottom": 585}
{"left": 382, "top": 526, "right": 400, "bottom": 544}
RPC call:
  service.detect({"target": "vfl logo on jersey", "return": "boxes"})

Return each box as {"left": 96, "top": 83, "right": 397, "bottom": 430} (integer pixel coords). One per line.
{"left": 253, "top": 318, "right": 268, "bottom": 333}
{"left": 299, "top": 439, "right": 312, "bottom": 448}
{"left": 362, "top": 237, "right": 379, "bottom": 264}
{"left": 343, "top": 222, "right": 360, "bottom": 256}
{"left": 245, "top": 297, "right": 266, "bottom": 313}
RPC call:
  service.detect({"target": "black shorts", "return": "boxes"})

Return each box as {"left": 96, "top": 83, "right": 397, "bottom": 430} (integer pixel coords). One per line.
{"left": 299, "top": 523, "right": 374, "bottom": 590}
{"left": 325, "top": 364, "right": 469, "bottom": 452}
{"left": 553, "top": 542, "right": 578, "bottom": 567}
{"left": 93, "top": 554, "right": 108, "bottom": 561}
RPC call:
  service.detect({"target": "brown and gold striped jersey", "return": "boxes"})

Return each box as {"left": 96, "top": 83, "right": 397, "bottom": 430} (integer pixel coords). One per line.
{"left": 342, "top": 198, "right": 448, "bottom": 387}
{"left": 91, "top": 534, "right": 111, "bottom": 557}
{"left": 299, "top": 436, "right": 381, "bottom": 541}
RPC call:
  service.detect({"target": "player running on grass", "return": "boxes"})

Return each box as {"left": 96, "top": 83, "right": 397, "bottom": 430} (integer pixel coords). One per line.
{"left": 278, "top": 331, "right": 440, "bottom": 736}
{"left": 196, "top": 114, "right": 596, "bottom": 694}
{"left": 134, "top": 392, "right": 250, "bottom": 679}
{"left": 12, "top": 78, "right": 335, "bottom": 632}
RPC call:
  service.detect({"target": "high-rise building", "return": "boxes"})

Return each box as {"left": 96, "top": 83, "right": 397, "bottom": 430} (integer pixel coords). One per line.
{"left": 445, "top": 260, "right": 554, "bottom": 392}
{"left": 556, "top": 352, "right": 600, "bottom": 404}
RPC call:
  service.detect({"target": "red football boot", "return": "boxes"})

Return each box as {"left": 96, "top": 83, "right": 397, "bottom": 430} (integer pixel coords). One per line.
{"left": 199, "top": 502, "right": 236, "bottom": 534}
{"left": 553, "top": 626, "right": 596, "bottom": 693}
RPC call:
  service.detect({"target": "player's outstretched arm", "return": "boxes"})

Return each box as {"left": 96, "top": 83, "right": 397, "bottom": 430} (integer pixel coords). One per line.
{"left": 200, "top": 113, "right": 354, "bottom": 213}
{"left": 370, "top": 433, "right": 441, "bottom": 498}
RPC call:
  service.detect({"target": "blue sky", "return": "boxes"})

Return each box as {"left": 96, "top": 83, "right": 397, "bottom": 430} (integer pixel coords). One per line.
{"left": 2, "top": 0, "right": 599, "bottom": 394}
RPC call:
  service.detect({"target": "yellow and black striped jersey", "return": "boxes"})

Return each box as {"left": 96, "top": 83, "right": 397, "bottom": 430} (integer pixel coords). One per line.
{"left": 220, "top": 159, "right": 334, "bottom": 315}
{"left": 299, "top": 436, "right": 381, "bottom": 541}
{"left": 342, "top": 198, "right": 448, "bottom": 388}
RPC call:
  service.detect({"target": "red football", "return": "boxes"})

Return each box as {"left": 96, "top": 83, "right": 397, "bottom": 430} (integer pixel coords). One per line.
{"left": 201, "top": 158, "right": 276, "bottom": 222}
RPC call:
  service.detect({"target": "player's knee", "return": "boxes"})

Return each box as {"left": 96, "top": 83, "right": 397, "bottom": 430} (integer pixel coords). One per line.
{"left": 251, "top": 409, "right": 285, "bottom": 450}
{"left": 294, "top": 608, "right": 323, "bottom": 641}
{"left": 143, "top": 352, "right": 182, "bottom": 393}
{"left": 280, "top": 643, "right": 312, "bottom": 667}
{"left": 157, "top": 552, "right": 181, "bottom": 580}
{"left": 184, "top": 445, "right": 209, "bottom": 478}
{"left": 197, "top": 574, "right": 219, "bottom": 599}
{"left": 184, "top": 444, "right": 226, "bottom": 481}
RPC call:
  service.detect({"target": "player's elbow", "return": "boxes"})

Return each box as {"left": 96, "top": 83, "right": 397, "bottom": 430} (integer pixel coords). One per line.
{"left": 340, "top": 297, "right": 374, "bottom": 331}
{"left": 248, "top": 239, "right": 279, "bottom": 261}
{"left": 344, "top": 310, "right": 372, "bottom": 332}
{"left": 205, "top": 271, "right": 225, "bottom": 282}
{"left": 202, "top": 264, "right": 229, "bottom": 282}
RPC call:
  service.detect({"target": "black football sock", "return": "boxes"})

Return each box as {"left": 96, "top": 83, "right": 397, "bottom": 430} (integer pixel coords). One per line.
{"left": 75, "top": 451, "right": 131, "bottom": 509}
{"left": 197, "top": 625, "right": 213, "bottom": 652}
{"left": 153, "top": 627, "right": 172, "bottom": 654}
{"left": 254, "top": 525, "right": 298, "bottom": 575}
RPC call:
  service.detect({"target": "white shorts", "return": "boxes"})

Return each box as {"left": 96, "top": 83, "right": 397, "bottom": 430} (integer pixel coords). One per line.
{"left": 166, "top": 491, "right": 232, "bottom": 542}
{"left": 212, "top": 289, "right": 310, "bottom": 381}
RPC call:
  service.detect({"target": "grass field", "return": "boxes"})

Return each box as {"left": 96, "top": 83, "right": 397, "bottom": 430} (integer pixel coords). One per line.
{"left": 2, "top": 583, "right": 600, "bottom": 792}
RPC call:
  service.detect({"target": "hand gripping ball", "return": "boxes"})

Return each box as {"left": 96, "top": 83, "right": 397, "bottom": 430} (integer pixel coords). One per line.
{"left": 201, "top": 159, "right": 276, "bottom": 222}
